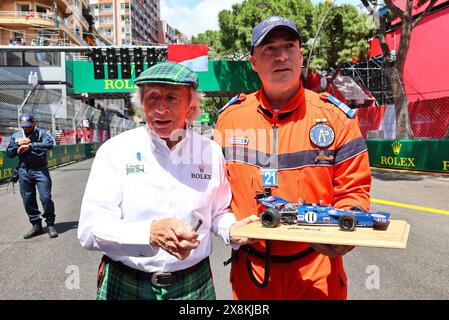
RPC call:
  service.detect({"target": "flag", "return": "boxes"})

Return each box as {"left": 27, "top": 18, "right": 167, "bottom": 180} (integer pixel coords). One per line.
{"left": 167, "top": 44, "right": 208, "bottom": 72}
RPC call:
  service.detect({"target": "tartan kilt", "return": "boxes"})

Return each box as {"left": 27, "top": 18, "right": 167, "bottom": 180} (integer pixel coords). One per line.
{"left": 96, "top": 257, "right": 216, "bottom": 300}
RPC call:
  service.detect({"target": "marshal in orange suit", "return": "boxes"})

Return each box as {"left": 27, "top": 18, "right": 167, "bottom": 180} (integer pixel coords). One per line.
{"left": 214, "top": 16, "right": 371, "bottom": 300}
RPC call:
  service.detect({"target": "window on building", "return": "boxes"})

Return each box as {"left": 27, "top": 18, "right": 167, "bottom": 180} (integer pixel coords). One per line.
{"left": 0, "top": 52, "right": 23, "bottom": 66}
{"left": 101, "top": 17, "right": 113, "bottom": 24}
{"left": 35, "top": 28, "right": 53, "bottom": 46}
{"left": 74, "top": 0, "right": 81, "bottom": 11}
{"left": 35, "top": 5, "right": 50, "bottom": 14}
{"left": 75, "top": 26, "right": 81, "bottom": 39}
{"left": 16, "top": 3, "right": 31, "bottom": 12}
{"left": 13, "top": 31, "right": 24, "bottom": 40}
{"left": 8, "top": 31, "right": 25, "bottom": 45}
{"left": 24, "top": 51, "right": 61, "bottom": 67}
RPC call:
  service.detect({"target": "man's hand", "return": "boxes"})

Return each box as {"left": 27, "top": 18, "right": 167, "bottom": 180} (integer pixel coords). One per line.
{"left": 309, "top": 243, "right": 354, "bottom": 257}
{"left": 150, "top": 218, "right": 200, "bottom": 260}
{"left": 229, "top": 215, "right": 259, "bottom": 245}
{"left": 17, "top": 144, "right": 31, "bottom": 154}
{"left": 17, "top": 138, "right": 31, "bottom": 146}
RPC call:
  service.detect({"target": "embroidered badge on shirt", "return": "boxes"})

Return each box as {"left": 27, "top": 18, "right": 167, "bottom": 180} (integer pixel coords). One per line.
{"left": 126, "top": 164, "right": 144, "bottom": 175}
{"left": 315, "top": 151, "right": 335, "bottom": 163}
{"left": 309, "top": 123, "right": 335, "bottom": 148}
{"left": 230, "top": 137, "right": 249, "bottom": 145}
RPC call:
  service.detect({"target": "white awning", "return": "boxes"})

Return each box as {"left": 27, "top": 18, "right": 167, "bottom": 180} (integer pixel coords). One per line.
{"left": 330, "top": 75, "right": 376, "bottom": 108}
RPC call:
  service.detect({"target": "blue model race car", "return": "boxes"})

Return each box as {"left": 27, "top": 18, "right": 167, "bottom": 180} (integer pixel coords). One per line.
{"left": 256, "top": 191, "right": 391, "bottom": 231}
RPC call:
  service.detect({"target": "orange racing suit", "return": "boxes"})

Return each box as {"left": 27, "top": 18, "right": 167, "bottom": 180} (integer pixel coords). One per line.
{"left": 214, "top": 84, "right": 371, "bottom": 300}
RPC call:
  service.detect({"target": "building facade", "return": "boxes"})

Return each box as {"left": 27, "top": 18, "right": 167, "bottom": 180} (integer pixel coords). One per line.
{"left": 0, "top": 0, "right": 95, "bottom": 46}
{"left": 89, "top": 0, "right": 161, "bottom": 45}
{"left": 157, "top": 19, "right": 188, "bottom": 44}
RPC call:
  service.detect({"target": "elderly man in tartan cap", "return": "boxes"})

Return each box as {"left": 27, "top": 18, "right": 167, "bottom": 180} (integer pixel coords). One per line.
{"left": 78, "top": 61, "right": 257, "bottom": 300}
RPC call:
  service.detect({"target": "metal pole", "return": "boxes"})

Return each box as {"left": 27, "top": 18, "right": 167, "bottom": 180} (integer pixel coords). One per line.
{"left": 263, "top": 0, "right": 278, "bottom": 15}
{"left": 257, "top": 0, "right": 278, "bottom": 16}
{"left": 129, "top": 0, "right": 133, "bottom": 45}
{"left": 304, "top": 0, "right": 336, "bottom": 82}
{"left": 73, "top": 103, "right": 82, "bottom": 133}
{"left": 17, "top": 83, "right": 37, "bottom": 128}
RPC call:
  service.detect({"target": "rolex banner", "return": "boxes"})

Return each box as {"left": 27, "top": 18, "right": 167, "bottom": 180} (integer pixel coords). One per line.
{"left": 366, "top": 139, "right": 449, "bottom": 173}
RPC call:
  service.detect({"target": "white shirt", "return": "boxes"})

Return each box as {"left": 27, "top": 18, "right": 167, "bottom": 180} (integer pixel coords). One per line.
{"left": 78, "top": 126, "right": 237, "bottom": 272}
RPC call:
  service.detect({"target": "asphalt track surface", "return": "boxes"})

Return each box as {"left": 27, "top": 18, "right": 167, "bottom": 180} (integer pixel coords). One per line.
{"left": 0, "top": 158, "right": 448, "bottom": 300}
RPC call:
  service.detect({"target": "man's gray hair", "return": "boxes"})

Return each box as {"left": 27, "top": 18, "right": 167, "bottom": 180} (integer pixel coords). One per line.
{"left": 131, "top": 84, "right": 202, "bottom": 123}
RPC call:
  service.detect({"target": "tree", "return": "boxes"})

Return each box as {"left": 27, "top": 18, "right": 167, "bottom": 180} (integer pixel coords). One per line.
{"left": 191, "top": 30, "right": 225, "bottom": 59}
{"left": 218, "top": 0, "right": 315, "bottom": 59}
{"left": 309, "top": 3, "right": 374, "bottom": 72}
{"left": 200, "top": 97, "right": 223, "bottom": 125}
{"left": 361, "top": 0, "right": 438, "bottom": 139}
{"left": 216, "top": 0, "right": 372, "bottom": 69}
{"left": 191, "top": 0, "right": 373, "bottom": 118}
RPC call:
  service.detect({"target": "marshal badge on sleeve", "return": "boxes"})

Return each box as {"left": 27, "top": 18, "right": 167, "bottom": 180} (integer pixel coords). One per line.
{"left": 309, "top": 123, "right": 335, "bottom": 148}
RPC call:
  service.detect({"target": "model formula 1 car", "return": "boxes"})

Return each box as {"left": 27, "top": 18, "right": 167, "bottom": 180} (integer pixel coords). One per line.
{"left": 256, "top": 191, "right": 391, "bottom": 231}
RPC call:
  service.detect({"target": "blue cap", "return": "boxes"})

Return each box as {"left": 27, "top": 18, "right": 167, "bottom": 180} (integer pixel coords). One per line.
{"left": 251, "top": 16, "right": 301, "bottom": 53}
{"left": 19, "top": 113, "right": 35, "bottom": 128}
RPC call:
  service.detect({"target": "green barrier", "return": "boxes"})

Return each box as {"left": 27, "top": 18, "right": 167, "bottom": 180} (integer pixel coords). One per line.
{"left": 0, "top": 151, "right": 19, "bottom": 180}
{"left": 3, "top": 140, "right": 447, "bottom": 180}
{"left": 366, "top": 139, "right": 449, "bottom": 173}
{"left": 0, "top": 142, "right": 103, "bottom": 181}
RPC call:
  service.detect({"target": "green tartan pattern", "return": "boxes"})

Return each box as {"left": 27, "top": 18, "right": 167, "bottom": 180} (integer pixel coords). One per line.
{"left": 96, "top": 258, "right": 216, "bottom": 300}
{"left": 134, "top": 61, "right": 198, "bottom": 88}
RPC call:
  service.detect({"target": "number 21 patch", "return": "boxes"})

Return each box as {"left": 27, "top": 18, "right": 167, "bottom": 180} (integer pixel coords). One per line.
{"left": 262, "top": 169, "right": 278, "bottom": 187}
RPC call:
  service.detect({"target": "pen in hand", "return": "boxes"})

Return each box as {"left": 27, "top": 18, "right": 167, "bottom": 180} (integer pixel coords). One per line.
{"left": 192, "top": 219, "right": 203, "bottom": 232}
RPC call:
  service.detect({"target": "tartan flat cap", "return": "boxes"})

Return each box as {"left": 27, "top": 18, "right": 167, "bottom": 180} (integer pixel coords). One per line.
{"left": 134, "top": 61, "right": 198, "bottom": 89}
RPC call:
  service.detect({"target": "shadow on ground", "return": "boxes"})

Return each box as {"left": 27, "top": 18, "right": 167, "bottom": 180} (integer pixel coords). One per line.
{"left": 370, "top": 168, "right": 449, "bottom": 182}
{"left": 371, "top": 170, "right": 424, "bottom": 181}
{"left": 52, "top": 220, "right": 78, "bottom": 234}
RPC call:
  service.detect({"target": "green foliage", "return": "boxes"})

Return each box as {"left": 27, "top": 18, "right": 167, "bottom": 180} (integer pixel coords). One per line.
{"left": 310, "top": 3, "right": 374, "bottom": 70}
{"left": 218, "top": 0, "right": 315, "bottom": 53}
{"left": 193, "top": 0, "right": 373, "bottom": 71}
{"left": 200, "top": 97, "right": 219, "bottom": 123}
{"left": 191, "top": 30, "right": 225, "bottom": 59}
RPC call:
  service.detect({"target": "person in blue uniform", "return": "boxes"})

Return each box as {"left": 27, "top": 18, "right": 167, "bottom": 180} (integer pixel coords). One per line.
{"left": 6, "top": 113, "right": 58, "bottom": 239}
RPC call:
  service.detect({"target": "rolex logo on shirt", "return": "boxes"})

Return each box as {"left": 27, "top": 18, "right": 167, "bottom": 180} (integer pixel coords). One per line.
{"left": 191, "top": 164, "right": 211, "bottom": 180}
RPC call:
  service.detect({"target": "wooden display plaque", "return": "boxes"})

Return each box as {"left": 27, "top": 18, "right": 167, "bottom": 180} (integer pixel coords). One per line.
{"left": 231, "top": 220, "right": 410, "bottom": 249}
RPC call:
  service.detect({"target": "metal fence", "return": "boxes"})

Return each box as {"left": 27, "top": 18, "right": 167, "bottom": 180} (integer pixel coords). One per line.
{"left": 343, "top": 58, "right": 449, "bottom": 140}
{"left": 0, "top": 68, "right": 138, "bottom": 149}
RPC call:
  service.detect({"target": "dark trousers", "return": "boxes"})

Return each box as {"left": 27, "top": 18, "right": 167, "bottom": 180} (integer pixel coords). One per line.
{"left": 18, "top": 166, "right": 55, "bottom": 225}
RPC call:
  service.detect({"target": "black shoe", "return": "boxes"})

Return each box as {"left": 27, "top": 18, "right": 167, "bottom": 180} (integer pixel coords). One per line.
{"left": 23, "top": 221, "right": 43, "bottom": 239}
{"left": 47, "top": 224, "right": 58, "bottom": 238}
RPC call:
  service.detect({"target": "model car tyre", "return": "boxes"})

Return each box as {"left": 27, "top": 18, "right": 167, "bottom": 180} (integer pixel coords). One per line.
{"left": 339, "top": 214, "right": 357, "bottom": 231}
{"left": 349, "top": 205, "right": 365, "bottom": 212}
{"left": 260, "top": 208, "right": 281, "bottom": 228}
